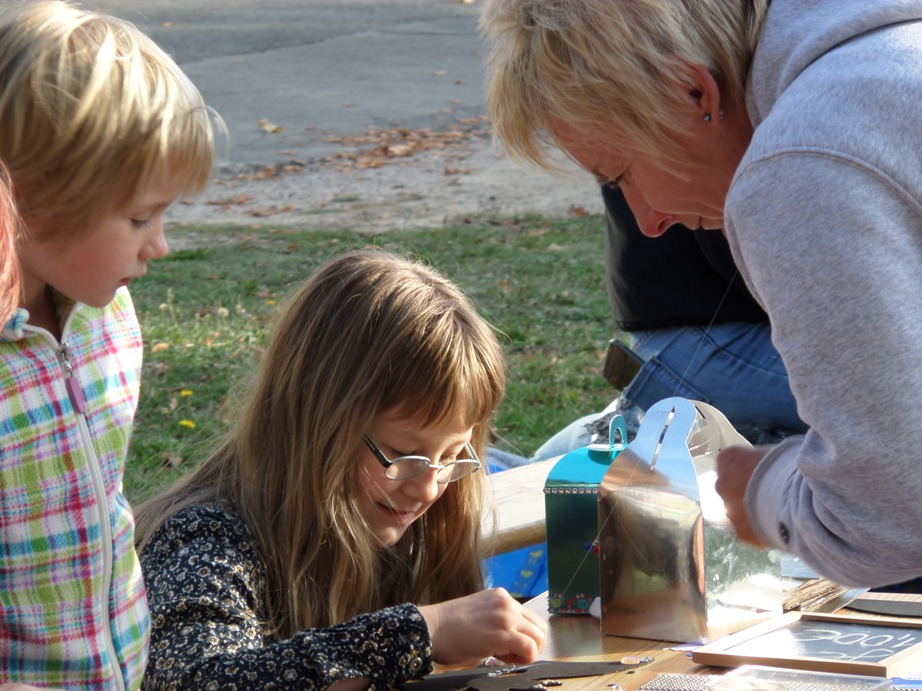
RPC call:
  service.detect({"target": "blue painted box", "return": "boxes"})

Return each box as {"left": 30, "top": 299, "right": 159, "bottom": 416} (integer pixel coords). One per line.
{"left": 543, "top": 416, "right": 627, "bottom": 614}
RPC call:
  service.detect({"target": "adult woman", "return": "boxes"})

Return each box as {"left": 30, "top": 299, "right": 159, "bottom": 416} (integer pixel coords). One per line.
{"left": 482, "top": 0, "right": 922, "bottom": 588}
{"left": 135, "top": 249, "right": 546, "bottom": 689}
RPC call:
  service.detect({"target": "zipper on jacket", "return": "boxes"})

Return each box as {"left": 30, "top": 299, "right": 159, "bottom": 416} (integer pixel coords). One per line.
{"left": 58, "top": 336, "right": 126, "bottom": 691}
{"left": 59, "top": 341, "right": 87, "bottom": 414}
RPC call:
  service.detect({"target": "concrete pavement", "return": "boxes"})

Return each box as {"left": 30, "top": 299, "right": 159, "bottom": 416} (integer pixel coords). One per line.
{"left": 89, "top": 0, "right": 604, "bottom": 229}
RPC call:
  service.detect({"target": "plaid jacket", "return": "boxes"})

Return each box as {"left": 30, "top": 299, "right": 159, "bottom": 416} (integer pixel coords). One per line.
{"left": 0, "top": 288, "right": 149, "bottom": 690}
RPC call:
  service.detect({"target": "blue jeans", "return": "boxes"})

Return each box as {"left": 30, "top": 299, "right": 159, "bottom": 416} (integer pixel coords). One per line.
{"left": 624, "top": 322, "right": 805, "bottom": 434}
{"left": 529, "top": 321, "right": 806, "bottom": 461}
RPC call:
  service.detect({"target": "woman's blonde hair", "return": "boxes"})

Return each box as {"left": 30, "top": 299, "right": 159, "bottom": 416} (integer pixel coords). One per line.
{"left": 0, "top": 161, "right": 21, "bottom": 324}
{"left": 481, "top": 0, "right": 768, "bottom": 167}
{"left": 135, "top": 248, "right": 506, "bottom": 639}
{"left": 0, "top": 1, "right": 215, "bottom": 233}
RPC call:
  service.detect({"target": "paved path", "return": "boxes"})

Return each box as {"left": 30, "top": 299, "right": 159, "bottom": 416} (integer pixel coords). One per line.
{"left": 90, "top": 0, "right": 604, "bottom": 229}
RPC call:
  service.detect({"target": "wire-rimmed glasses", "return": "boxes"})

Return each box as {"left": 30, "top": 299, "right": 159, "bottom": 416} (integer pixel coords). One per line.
{"left": 363, "top": 435, "right": 481, "bottom": 483}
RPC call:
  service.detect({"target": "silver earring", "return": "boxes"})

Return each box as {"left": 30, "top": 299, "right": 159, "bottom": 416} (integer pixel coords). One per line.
{"left": 703, "top": 113, "right": 712, "bottom": 122}
{"left": 719, "top": 109, "right": 725, "bottom": 120}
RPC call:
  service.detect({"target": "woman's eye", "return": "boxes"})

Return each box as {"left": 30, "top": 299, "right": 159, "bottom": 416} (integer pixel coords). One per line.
{"left": 131, "top": 217, "right": 152, "bottom": 229}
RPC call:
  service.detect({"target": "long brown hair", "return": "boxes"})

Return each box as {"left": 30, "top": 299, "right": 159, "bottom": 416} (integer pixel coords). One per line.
{"left": 135, "top": 248, "right": 506, "bottom": 638}
{"left": 0, "top": 160, "right": 20, "bottom": 324}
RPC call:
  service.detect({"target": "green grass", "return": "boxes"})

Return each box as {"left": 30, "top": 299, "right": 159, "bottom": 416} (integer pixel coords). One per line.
{"left": 126, "top": 214, "right": 621, "bottom": 504}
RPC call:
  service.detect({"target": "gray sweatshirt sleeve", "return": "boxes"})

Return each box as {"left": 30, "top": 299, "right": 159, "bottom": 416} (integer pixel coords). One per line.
{"left": 725, "top": 152, "right": 922, "bottom": 587}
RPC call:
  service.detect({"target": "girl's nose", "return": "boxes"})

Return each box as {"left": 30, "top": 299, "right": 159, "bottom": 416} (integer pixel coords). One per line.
{"left": 402, "top": 468, "right": 443, "bottom": 504}
{"left": 142, "top": 220, "right": 169, "bottom": 261}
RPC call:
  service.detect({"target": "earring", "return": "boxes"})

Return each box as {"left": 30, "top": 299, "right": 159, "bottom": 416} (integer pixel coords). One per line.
{"left": 703, "top": 113, "right": 712, "bottom": 122}
{"left": 719, "top": 109, "right": 725, "bottom": 120}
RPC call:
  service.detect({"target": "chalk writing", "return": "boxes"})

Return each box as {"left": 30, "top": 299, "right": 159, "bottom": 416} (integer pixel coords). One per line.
{"left": 726, "top": 619, "right": 922, "bottom": 662}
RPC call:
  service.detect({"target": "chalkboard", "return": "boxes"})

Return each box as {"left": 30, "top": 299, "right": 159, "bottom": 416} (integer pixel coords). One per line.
{"left": 693, "top": 612, "right": 922, "bottom": 677}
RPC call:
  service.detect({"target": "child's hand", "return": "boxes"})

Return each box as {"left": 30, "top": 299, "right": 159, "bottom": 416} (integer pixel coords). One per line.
{"left": 418, "top": 587, "right": 547, "bottom": 666}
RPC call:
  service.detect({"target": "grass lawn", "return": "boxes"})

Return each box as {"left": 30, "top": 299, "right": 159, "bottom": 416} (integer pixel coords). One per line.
{"left": 126, "top": 213, "right": 622, "bottom": 504}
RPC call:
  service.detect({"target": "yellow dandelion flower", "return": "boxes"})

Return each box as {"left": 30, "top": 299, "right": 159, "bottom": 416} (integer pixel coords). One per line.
{"left": 180, "top": 389, "right": 194, "bottom": 397}
{"left": 178, "top": 420, "right": 196, "bottom": 429}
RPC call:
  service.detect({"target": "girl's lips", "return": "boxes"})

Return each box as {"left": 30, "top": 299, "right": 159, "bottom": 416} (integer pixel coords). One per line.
{"left": 378, "top": 503, "right": 417, "bottom": 524}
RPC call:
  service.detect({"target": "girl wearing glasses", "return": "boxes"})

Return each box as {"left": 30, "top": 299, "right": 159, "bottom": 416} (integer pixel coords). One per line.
{"left": 134, "top": 248, "right": 546, "bottom": 690}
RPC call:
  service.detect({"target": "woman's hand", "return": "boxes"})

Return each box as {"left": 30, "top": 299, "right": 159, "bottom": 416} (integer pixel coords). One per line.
{"left": 715, "top": 444, "right": 770, "bottom": 547}
{"left": 418, "top": 587, "right": 547, "bottom": 666}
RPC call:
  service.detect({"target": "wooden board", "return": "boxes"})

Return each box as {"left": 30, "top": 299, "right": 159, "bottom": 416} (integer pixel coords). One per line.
{"left": 693, "top": 611, "right": 922, "bottom": 677}
{"left": 481, "top": 457, "right": 556, "bottom": 554}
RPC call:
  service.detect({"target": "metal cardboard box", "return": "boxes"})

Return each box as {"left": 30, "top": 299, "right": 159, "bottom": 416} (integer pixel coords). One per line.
{"left": 598, "top": 398, "right": 782, "bottom": 642}
{"left": 543, "top": 417, "right": 627, "bottom": 614}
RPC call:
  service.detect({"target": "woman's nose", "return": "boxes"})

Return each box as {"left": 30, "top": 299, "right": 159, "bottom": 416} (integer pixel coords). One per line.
{"left": 622, "top": 188, "right": 675, "bottom": 238}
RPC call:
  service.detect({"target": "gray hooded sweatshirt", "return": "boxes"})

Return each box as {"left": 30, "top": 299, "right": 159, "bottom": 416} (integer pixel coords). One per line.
{"left": 725, "top": 0, "right": 922, "bottom": 587}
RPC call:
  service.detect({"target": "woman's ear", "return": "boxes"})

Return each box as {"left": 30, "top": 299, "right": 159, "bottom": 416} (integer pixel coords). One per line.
{"left": 684, "top": 62, "right": 722, "bottom": 122}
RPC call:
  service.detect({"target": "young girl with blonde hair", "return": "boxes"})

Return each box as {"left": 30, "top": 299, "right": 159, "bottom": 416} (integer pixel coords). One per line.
{"left": 135, "top": 248, "right": 546, "bottom": 690}
{"left": 0, "top": 1, "right": 215, "bottom": 688}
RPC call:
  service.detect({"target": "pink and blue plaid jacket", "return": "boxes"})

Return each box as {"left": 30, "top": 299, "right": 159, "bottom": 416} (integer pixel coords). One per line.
{"left": 0, "top": 288, "right": 149, "bottom": 690}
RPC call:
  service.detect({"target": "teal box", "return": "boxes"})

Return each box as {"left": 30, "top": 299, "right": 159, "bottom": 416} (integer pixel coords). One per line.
{"left": 543, "top": 416, "right": 627, "bottom": 614}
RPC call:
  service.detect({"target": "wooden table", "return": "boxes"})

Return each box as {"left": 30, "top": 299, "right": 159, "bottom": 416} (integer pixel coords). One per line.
{"left": 517, "top": 593, "right": 720, "bottom": 690}
{"left": 481, "top": 458, "right": 556, "bottom": 555}
{"left": 513, "top": 593, "right": 922, "bottom": 689}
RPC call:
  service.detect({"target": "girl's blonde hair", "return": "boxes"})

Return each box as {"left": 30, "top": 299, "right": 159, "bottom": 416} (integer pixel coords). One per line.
{"left": 135, "top": 248, "right": 506, "bottom": 638}
{"left": 481, "top": 0, "right": 768, "bottom": 167}
{"left": 0, "top": 1, "right": 215, "bottom": 233}
{"left": 0, "top": 161, "right": 21, "bottom": 324}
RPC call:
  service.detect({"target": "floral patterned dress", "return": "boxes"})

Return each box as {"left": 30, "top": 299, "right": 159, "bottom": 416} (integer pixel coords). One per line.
{"left": 140, "top": 503, "right": 433, "bottom": 690}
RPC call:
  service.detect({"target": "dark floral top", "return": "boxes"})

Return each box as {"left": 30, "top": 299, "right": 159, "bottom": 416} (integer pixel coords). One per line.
{"left": 139, "top": 503, "right": 433, "bottom": 690}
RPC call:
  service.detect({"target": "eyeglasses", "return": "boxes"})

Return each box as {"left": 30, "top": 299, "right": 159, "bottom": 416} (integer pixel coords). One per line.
{"left": 363, "top": 435, "right": 482, "bottom": 483}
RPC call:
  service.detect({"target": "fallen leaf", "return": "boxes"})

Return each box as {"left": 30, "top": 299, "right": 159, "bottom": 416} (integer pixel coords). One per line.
{"left": 386, "top": 143, "right": 414, "bottom": 157}
{"left": 161, "top": 453, "right": 184, "bottom": 469}
{"left": 207, "top": 194, "right": 254, "bottom": 208}
{"left": 248, "top": 165, "right": 279, "bottom": 180}
{"left": 258, "top": 118, "right": 282, "bottom": 133}
{"left": 151, "top": 342, "right": 170, "bottom": 353}
{"left": 248, "top": 205, "right": 293, "bottom": 217}
{"left": 567, "top": 205, "right": 588, "bottom": 217}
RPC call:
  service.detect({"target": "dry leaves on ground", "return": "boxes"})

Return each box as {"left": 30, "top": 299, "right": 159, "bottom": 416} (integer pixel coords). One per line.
{"left": 200, "top": 118, "right": 491, "bottom": 217}
{"left": 322, "top": 117, "right": 489, "bottom": 171}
